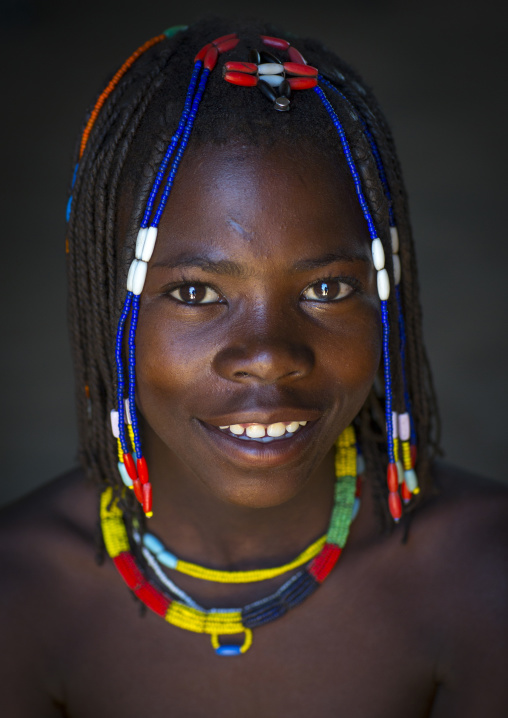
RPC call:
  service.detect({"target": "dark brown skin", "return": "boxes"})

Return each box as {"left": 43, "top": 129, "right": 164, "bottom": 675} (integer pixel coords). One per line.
{"left": 1, "top": 143, "right": 508, "bottom": 717}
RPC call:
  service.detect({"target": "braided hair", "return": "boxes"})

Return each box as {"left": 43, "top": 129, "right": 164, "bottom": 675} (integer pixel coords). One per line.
{"left": 66, "top": 17, "right": 441, "bottom": 541}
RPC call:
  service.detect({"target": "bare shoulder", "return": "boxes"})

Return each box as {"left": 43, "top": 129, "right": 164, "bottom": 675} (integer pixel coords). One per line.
{"left": 0, "top": 470, "right": 99, "bottom": 714}
{"left": 406, "top": 462, "right": 508, "bottom": 714}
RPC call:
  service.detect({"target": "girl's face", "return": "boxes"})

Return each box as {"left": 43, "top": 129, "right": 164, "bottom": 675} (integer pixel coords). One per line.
{"left": 134, "top": 142, "right": 381, "bottom": 508}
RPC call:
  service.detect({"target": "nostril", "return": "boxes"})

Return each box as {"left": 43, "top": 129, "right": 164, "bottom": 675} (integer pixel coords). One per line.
{"left": 234, "top": 371, "right": 251, "bottom": 378}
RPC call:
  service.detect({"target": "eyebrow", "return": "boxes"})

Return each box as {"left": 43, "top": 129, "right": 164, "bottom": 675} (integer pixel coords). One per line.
{"left": 151, "top": 250, "right": 369, "bottom": 276}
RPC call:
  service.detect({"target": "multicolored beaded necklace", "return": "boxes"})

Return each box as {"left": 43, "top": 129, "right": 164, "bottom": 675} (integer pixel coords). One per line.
{"left": 101, "top": 425, "right": 361, "bottom": 655}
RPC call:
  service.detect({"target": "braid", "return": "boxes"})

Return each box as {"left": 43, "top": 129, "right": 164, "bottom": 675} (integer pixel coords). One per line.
{"left": 67, "top": 18, "right": 441, "bottom": 535}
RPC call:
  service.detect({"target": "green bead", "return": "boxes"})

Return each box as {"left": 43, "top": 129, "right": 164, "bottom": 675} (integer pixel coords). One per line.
{"left": 164, "top": 25, "right": 188, "bottom": 38}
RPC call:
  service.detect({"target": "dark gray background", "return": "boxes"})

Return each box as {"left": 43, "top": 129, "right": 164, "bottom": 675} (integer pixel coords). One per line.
{"left": 1, "top": 0, "right": 507, "bottom": 507}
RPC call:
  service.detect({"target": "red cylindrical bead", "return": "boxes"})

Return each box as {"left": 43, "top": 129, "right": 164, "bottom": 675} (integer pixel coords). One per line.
{"left": 387, "top": 462, "right": 398, "bottom": 493}
{"left": 194, "top": 42, "right": 212, "bottom": 62}
{"left": 123, "top": 452, "right": 137, "bottom": 481}
{"left": 388, "top": 491, "right": 402, "bottom": 521}
{"left": 287, "top": 46, "right": 307, "bottom": 64}
{"left": 142, "top": 482, "right": 153, "bottom": 515}
{"left": 287, "top": 76, "right": 318, "bottom": 90}
{"left": 133, "top": 478, "right": 143, "bottom": 504}
{"left": 137, "top": 456, "right": 149, "bottom": 485}
{"left": 261, "top": 35, "right": 290, "bottom": 50}
{"left": 224, "top": 71, "right": 258, "bottom": 87}
{"left": 216, "top": 37, "right": 240, "bottom": 54}
{"left": 135, "top": 583, "right": 171, "bottom": 617}
{"left": 113, "top": 552, "right": 144, "bottom": 591}
{"left": 308, "top": 543, "right": 341, "bottom": 582}
{"left": 204, "top": 45, "right": 219, "bottom": 71}
{"left": 224, "top": 61, "right": 258, "bottom": 74}
{"left": 283, "top": 62, "right": 318, "bottom": 77}
{"left": 401, "top": 482, "right": 411, "bottom": 502}
{"left": 212, "top": 33, "right": 237, "bottom": 46}
{"left": 410, "top": 443, "right": 417, "bottom": 467}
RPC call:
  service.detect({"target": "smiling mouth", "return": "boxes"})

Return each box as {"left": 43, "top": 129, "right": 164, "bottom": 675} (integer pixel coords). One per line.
{"left": 216, "top": 421, "right": 308, "bottom": 443}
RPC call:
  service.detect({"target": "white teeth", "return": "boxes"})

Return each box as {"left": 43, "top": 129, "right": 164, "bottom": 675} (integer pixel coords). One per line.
{"left": 267, "top": 422, "right": 286, "bottom": 437}
{"left": 229, "top": 424, "right": 245, "bottom": 435}
{"left": 245, "top": 424, "right": 266, "bottom": 438}
{"left": 299, "top": 421, "right": 307, "bottom": 426}
{"left": 286, "top": 421, "right": 300, "bottom": 433}
{"left": 219, "top": 426, "right": 229, "bottom": 430}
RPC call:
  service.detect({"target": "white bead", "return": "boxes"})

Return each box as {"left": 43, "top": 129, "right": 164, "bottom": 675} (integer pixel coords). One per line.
{"left": 404, "top": 468, "right": 419, "bottom": 493}
{"left": 392, "top": 411, "right": 398, "bottom": 438}
{"left": 110, "top": 410, "right": 119, "bottom": 438}
{"left": 126, "top": 259, "right": 137, "bottom": 292}
{"left": 396, "top": 461, "right": 405, "bottom": 484}
{"left": 393, "top": 254, "right": 401, "bottom": 285}
{"left": 117, "top": 462, "right": 133, "bottom": 488}
{"left": 377, "top": 268, "right": 390, "bottom": 300}
{"left": 398, "top": 412, "right": 411, "bottom": 441}
{"left": 124, "top": 398, "right": 132, "bottom": 425}
{"left": 135, "top": 227, "right": 148, "bottom": 259}
{"left": 259, "top": 74, "right": 283, "bottom": 87}
{"left": 257, "top": 63, "right": 284, "bottom": 74}
{"left": 140, "top": 226, "right": 158, "bottom": 262}
{"left": 371, "top": 238, "right": 385, "bottom": 270}
{"left": 130, "top": 259, "right": 147, "bottom": 295}
{"left": 390, "top": 226, "right": 399, "bottom": 254}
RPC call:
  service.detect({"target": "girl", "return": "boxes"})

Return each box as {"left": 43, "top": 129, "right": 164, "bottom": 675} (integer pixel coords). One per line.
{"left": 1, "top": 17, "right": 507, "bottom": 717}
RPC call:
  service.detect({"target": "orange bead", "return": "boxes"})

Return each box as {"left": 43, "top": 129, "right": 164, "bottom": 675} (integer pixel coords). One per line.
{"left": 387, "top": 462, "right": 398, "bottom": 493}
{"left": 224, "top": 71, "right": 258, "bottom": 87}
{"left": 133, "top": 478, "right": 143, "bottom": 504}
{"left": 216, "top": 37, "right": 240, "bottom": 54}
{"left": 142, "top": 482, "right": 153, "bottom": 514}
{"left": 388, "top": 491, "right": 402, "bottom": 521}
{"left": 401, "top": 482, "right": 411, "bottom": 502}
{"left": 224, "top": 61, "right": 258, "bottom": 74}
{"left": 203, "top": 45, "right": 219, "bottom": 71}
{"left": 194, "top": 42, "right": 212, "bottom": 62}
{"left": 137, "top": 456, "right": 149, "bottom": 485}
{"left": 287, "top": 76, "right": 318, "bottom": 90}
{"left": 283, "top": 62, "right": 318, "bottom": 77}
{"left": 123, "top": 452, "right": 137, "bottom": 481}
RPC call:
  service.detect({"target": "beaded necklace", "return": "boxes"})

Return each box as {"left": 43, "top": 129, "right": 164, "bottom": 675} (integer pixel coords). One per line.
{"left": 101, "top": 426, "right": 360, "bottom": 655}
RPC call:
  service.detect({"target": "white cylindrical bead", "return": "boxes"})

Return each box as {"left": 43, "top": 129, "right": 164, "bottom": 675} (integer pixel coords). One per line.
{"left": 124, "top": 398, "right": 132, "bottom": 425}
{"left": 371, "top": 238, "right": 385, "bottom": 270}
{"left": 131, "top": 259, "right": 147, "bottom": 295}
{"left": 377, "top": 268, "right": 390, "bottom": 300}
{"left": 126, "top": 259, "right": 137, "bottom": 292}
{"left": 135, "top": 227, "right": 148, "bottom": 259}
{"left": 398, "top": 412, "right": 411, "bottom": 441}
{"left": 390, "top": 226, "right": 399, "bottom": 254}
{"left": 257, "top": 63, "right": 284, "bottom": 74}
{"left": 110, "top": 410, "right": 119, "bottom": 438}
{"left": 141, "top": 226, "right": 158, "bottom": 262}
{"left": 259, "top": 74, "right": 284, "bottom": 87}
{"left": 118, "top": 462, "right": 133, "bottom": 488}
{"left": 356, "top": 454, "right": 366, "bottom": 476}
{"left": 392, "top": 411, "right": 398, "bottom": 438}
{"left": 393, "top": 254, "right": 401, "bottom": 285}
{"left": 396, "top": 461, "right": 405, "bottom": 484}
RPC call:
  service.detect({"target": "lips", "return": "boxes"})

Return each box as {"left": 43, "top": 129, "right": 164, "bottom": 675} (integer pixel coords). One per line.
{"left": 196, "top": 409, "right": 323, "bottom": 468}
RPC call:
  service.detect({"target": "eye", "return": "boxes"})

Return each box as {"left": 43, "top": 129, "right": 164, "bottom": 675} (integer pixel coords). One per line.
{"left": 168, "top": 283, "right": 222, "bottom": 305}
{"left": 301, "top": 278, "right": 354, "bottom": 302}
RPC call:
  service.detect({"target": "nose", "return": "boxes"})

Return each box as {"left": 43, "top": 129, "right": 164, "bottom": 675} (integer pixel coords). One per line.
{"left": 213, "top": 337, "right": 314, "bottom": 385}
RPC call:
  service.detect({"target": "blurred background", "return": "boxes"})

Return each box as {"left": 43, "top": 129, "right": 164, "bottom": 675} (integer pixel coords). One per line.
{"left": 1, "top": 0, "right": 507, "bottom": 507}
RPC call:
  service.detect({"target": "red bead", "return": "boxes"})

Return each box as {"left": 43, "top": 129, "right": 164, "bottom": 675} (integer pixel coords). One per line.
{"left": 216, "top": 37, "right": 240, "bottom": 54}
{"left": 388, "top": 491, "right": 402, "bottom": 521}
{"left": 132, "top": 478, "right": 143, "bottom": 504}
{"left": 308, "top": 543, "right": 341, "bottom": 582}
{"left": 203, "top": 45, "right": 219, "bottom": 71}
{"left": 287, "top": 46, "right": 307, "bottom": 65}
{"left": 287, "top": 76, "right": 318, "bottom": 90}
{"left": 410, "top": 443, "right": 417, "bottom": 467}
{"left": 135, "top": 582, "right": 171, "bottom": 617}
{"left": 194, "top": 42, "right": 212, "bottom": 62}
{"left": 401, "top": 481, "right": 411, "bottom": 502}
{"left": 283, "top": 62, "right": 318, "bottom": 77}
{"left": 142, "top": 482, "right": 153, "bottom": 515}
{"left": 224, "top": 71, "right": 258, "bottom": 87}
{"left": 387, "top": 462, "right": 398, "bottom": 493}
{"left": 113, "top": 552, "right": 144, "bottom": 591}
{"left": 224, "top": 61, "right": 258, "bottom": 74}
{"left": 123, "top": 452, "right": 137, "bottom": 481}
{"left": 212, "top": 33, "right": 237, "bottom": 46}
{"left": 261, "top": 35, "right": 290, "bottom": 50}
{"left": 137, "top": 456, "right": 149, "bottom": 485}
{"left": 355, "top": 478, "right": 362, "bottom": 498}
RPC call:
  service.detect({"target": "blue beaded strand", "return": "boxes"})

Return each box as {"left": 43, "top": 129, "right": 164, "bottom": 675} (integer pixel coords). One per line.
{"left": 140, "top": 62, "right": 203, "bottom": 229}
{"left": 315, "top": 85, "right": 395, "bottom": 464}
{"left": 115, "top": 291, "right": 133, "bottom": 454}
{"left": 128, "top": 294, "right": 142, "bottom": 458}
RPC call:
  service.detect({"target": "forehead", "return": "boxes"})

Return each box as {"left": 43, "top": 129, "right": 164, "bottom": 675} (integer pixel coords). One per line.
{"left": 133, "top": 140, "right": 371, "bottom": 264}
